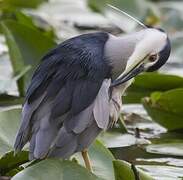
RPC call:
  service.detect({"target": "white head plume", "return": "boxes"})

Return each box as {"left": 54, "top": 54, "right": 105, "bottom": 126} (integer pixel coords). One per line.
{"left": 107, "top": 4, "right": 147, "bottom": 29}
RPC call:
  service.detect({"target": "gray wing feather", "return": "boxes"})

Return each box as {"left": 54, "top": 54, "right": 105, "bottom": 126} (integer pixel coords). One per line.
{"left": 93, "top": 79, "right": 111, "bottom": 130}
{"left": 31, "top": 110, "right": 66, "bottom": 159}
{"left": 48, "top": 115, "right": 101, "bottom": 157}
{"left": 76, "top": 117, "right": 101, "bottom": 152}
{"left": 49, "top": 139, "right": 77, "bottom": 159}
{"left": 48, "top": 127, "right": 78, "bottom": 158}
{"left": 14, "top": 94, "right": 45, "bottom": 151}
{"left": 29, "top": 133, "right": 36, "bottom": 160}
{"left": 64, "top": 102, "right": 94, "bottom": 134}
{"left": 33, "top": 114, "right": 58, "bottom": 159}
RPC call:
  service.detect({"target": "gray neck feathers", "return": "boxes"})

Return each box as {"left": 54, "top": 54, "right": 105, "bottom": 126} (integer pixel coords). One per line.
{"left": 104, "top": 31, "right": 145, "bottom": 79}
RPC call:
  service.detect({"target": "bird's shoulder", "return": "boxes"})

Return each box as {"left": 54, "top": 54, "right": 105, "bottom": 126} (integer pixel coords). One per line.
{"left": 42, "top": 32, "right": 110, "bottom": 71}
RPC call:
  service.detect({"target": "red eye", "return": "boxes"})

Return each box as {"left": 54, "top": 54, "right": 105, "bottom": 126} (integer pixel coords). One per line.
{"left": 149, "top": 54, "right": 158, "bottom": 62}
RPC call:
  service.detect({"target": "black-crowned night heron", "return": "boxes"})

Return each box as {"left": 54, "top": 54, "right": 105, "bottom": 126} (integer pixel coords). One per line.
{"left": 14, "top": 27, "right": 171, "bottom": 171}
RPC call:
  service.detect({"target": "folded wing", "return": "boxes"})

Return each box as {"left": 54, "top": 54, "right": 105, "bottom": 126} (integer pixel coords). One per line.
{"left": 14, "top": 32, "right": 112, "bottom": 159}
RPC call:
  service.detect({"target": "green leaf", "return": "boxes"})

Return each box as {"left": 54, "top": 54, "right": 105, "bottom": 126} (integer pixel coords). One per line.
{"left": 88, "top": 0, "right": 109, "bottom": 13}
{"left": 146, "top": 142, "right": 183, "bottom": 157}
{"left": 143, "top": 102, "right": 183, "bottom": 131}
{"left": 133, "top": 73, "right": 183, "bottom": 91}
{"left": 154, "top": 89, "right": 183, "bottom": 116}
{"left": 145, "top": 132, "right": 183, "bottom": 157}
{"left": 113, "top": 160, "right": 154, "bottom": 180}
{"left": 124, "top": 73, "right": 183, "bottom": 103}
{"left": 0, "top": 10, "right": 35, "bottom": 28}
{"left": 138, "top": 165, "right": 183, "bottom": 179}
{"left": 118, "top": 115, "right": 128, "bottom": 133}
{"left": 0, "top": 151, "right": 28, "bottom": 175}
{"left": 0, "top": 107, "right": 21, "bottom": 157}
{"left": 98, "top": 132, "right": 138, "bottom": 148}
{"left": 123, "top": 89, "right": 152, "bottom": 104}
{"left": 0, "top": 0, "right": 48, "bottom": 9}
{"left": 143, "top": 88, "right": 183, "bottom": 131}
{"left": 150, "top": 91, "right": 162, "bottom": 105}
{"left": 0, "top": 95, "right": 23, "bottom": 106}
{"left": 1, "top": 20, "right": 56, "bottom": 96}
{"left": 89, "top": 140, "right": 114, "bottom": 180}
{"left": 1, "top": 10, "right": 56, "bottom": 39}
{"left": 0, "top": 65, "right": 31, "bottom": 95}
{"left": 74, "top": 140, "right": 115, "bottom": 180}
{"left": 12, "top": 159, "right": 101, "bottom": 180}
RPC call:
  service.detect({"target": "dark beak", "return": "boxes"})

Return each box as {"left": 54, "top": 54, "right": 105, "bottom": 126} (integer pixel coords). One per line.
{"left": 111, "top": 64, "right": 144, "bottom": 87}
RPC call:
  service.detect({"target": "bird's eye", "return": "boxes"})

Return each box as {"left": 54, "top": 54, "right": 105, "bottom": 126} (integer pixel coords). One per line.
{"left": 149, "top": 54, "right": 158, "bottom": 62}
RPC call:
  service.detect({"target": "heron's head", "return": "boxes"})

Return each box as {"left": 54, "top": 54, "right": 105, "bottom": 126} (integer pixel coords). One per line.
{"left": 111, "top": 28, "right": 171, "bottom": 87}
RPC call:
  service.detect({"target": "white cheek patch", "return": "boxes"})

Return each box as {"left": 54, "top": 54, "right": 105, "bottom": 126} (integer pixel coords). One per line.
{"left": 143, "top": 62, "right": 155, "bottom": 70}
{"left": 118, "top": 29, "right": 167, "bottom": 78}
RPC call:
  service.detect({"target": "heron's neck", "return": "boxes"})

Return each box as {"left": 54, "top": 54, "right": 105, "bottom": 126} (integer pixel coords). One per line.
{"left": 105, "top": 31, "right": 145, "bottom": 79}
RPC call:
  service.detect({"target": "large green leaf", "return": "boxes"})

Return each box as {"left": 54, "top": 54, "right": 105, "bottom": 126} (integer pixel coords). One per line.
{"left": 88, "top": 140, "right": 115, "bottom": 180}
{"left": 74, "top": 140, "right": 115, "bottom": 180}
{"left": 113, "top": 160, "right": 154, "bottom": 180}
{"left": 1, "top": 10, "right": 55, "bottom": 39}
{"left": 1, "top": 20, "right": 56, "bottom": 96}
{"left": 124, "top": 73, "right": 183, "bottom": 103}
{"left": 143, "top": 88, "right": 183, "bottom": 131}
{"left": 12, "top": 159, "right": 101, "bottom": 180}
{"left": 0, "top": 107, "right": 21, "bottom": 156}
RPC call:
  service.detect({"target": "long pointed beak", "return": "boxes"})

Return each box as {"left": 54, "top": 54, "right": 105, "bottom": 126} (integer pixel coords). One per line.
{"left": 111, "top": 64, "right": 144, "bottom": 87}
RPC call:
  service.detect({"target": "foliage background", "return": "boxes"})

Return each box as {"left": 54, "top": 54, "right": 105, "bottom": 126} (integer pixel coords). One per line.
{"left": 0, "top": 0, "right": 183, "bottom": 179}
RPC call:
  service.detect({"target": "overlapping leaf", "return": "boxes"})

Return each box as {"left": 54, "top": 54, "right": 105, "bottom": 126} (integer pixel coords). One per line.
{"left": 1, "top": 20, "right": 56, "bottom": 95}
{"left": 124, "top": 73, "right": 183, "bottom": 103}
{"left": 143, "top": 88, "right": 183, "bottom": 130}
